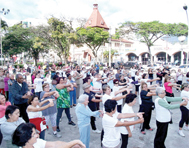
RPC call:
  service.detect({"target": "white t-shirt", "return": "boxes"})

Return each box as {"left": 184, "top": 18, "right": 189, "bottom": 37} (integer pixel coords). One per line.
{"left": 81, "top": 71, "right": 87, "bottom": 79}
{"left": 180, "top": 90, "right": 189, "bottom": 109}
{"left": 93, "top": 78, "right": 102, "bottom": 89}
{"left": 112, "top": 86, "right": 122, "bottom": 105}
{"left": 102, "top": 94, "right": 113, "bottom": 112}
{"left": 135, "top": 75, "right": 141, "bottom": 85}
{"left": 33, "top": 138, "right": 46, "bottom": 148}
{"left": 119, "top": 104, "right": 134, "bottom": 135}
{"left": 27, "top": 105, "right": 43, "bottom": 119}
{"left": 130, "top": 69, "right": 137, "bottom": 77}
{"left": 140, "top": 79, "right": 150, "bottom": 86}
{"left": 102, "top": 112, "right": 120, "bottom": 147}
{"left": 34, "top": 78, "right": 43, "bottom": 92}
{"left": 177, "top": 72, "right": 183, "bottom": 81}
{"left": 44, "top": 78, "right": 52, "bottom": 90}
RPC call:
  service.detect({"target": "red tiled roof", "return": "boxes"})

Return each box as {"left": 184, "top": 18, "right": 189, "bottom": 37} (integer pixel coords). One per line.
{"left": 85, "top": 4, "right": 109, "bottom": 30}
{"left": 111, "top": 39, "right": 133, "bottom": 44}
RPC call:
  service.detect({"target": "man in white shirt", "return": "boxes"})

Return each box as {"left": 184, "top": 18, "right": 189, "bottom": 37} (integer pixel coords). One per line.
{"left": 102, "top": 99, "right": 144, "bottom": 148}
{"left": 34, "top": 73, "right": 46, "bottom": 99}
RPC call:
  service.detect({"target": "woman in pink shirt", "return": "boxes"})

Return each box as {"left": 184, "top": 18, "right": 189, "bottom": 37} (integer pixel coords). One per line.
{"left": 0, "top": 94, "right": 11, "bottom": 124}
{"left": 4, "top": 72, "right": 10, "bottom": 99}
{"left": 164, "top": 76, "right": 180, "bottom": 97}
{"left": 31, "top": 72, "right": 36, "bottom": 84}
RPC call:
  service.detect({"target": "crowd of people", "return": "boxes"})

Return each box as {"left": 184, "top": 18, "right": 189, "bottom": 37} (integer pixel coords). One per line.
{"left": 0, "top": 62, "right": 188, "bottom": 148}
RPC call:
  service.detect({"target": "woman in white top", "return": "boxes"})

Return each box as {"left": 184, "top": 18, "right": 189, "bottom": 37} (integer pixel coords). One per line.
{"left": 178, "top": 83, "right": 189, "bottom": 137}
{"left": 106, "top": 73, "right": 114, "bottom": 90}
{"left": 154, "top": 87, "right": 187, "bottom": 148}
{"left": 12, "top": 123, "right": 86, "bottom": 148}
{"left": 135, "top": 71, "right": 141, "bottom": 95}
{"left": 176, "top": 69, "right": 183, "bottom": 91}
{"left": 102, "top": 99, "right": 144, "bottom": 148}
{"left": 44, "top": 73, "right": 52, "bottom": 90}
{"left": 120, "top": 94, "right": 137, "bottom": 148}
{"left": 112, "top": 79, "right": 130, "bottom": 113}
{"left": 130, "top": 66, "right": 137, "bottom": 81}
{"left": 27, "top": 95, "right": 54, "bottom": 139}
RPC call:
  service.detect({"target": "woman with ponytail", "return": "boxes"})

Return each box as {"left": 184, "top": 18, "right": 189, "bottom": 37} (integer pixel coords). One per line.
{"left": 178, "top": 83, "right": 189, "bottom": 137}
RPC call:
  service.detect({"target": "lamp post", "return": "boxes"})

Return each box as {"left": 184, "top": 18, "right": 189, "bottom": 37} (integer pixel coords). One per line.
{"left": 183, "top": 4, "right": 189, "bottom": 72}
{"left": 108, "top": 27, "right": 111, "bottom": 67}
{"left": 0, "top": 8, "right": 10, "bottom": 67}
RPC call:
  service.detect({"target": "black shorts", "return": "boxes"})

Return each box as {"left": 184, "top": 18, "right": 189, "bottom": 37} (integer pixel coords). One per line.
{"left": 135, "top": 85, "right": 140, "bottom": 92}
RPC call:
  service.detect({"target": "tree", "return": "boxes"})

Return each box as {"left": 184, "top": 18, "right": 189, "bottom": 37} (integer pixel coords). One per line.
{"left": 76, "top": 27, "right": 109, "bottom": 62}
{"left": 2, "top": 24, "right": 32, "bottom": 58}
{"left": 1, "top": 19, "right": 8, "bottom": 30}
{"left": 103, "top": 49, "right": 117, "bottom": 62}
{"left": 119, "top": 21, "right": 188, "bottom": 62}
{"left": 47, "top": 17, "right": 77, "bottom": 65}
{"left": 2, "top": 24, "right": 49, "bottom": 65}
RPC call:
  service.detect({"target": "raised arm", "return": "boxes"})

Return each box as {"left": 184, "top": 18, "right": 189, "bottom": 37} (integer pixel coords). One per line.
{"left": 46, "top": 140, "right": 86, "bottom": 148}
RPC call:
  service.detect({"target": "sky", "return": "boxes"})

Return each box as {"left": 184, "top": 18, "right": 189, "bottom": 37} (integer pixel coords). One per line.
{"left": 1, "top": 0, "right": 189, "bottom": 34}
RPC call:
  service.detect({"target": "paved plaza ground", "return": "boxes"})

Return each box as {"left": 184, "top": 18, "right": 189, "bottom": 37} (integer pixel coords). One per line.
{"left": 1, "top": 73, "right": 189, "bottom": 148}
{"left": 45, "top": 84, "right": 189, "bottom": 148}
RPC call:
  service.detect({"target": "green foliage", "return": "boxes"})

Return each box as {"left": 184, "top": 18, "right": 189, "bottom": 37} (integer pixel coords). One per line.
{"left": 37, "top": 62, "right": 44, "bottom": 66}
{"left": 47, "top": 17, "right": 77, "bottom": 64}
{"left": 119, "top": 21, "right": 188, "bottom": 61}
{"left": 76, "top": 27, "right": 109, "bottom": 59}
{"left": 2, "top": 24, "right": 32, "bottom": 56}
{"left": 14, "top": 64, "right": 24, "bottom": 68}
{"left": 1, "top": 20, "right": 8, "bottom": 30}
{"left": 103, "top": 49, "right": 118, "bottom": 61}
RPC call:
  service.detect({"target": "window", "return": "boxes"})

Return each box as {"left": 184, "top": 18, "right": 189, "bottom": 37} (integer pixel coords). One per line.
{"left": 115, "top": 43, "right": 120, "bottom": 47}
{"left": 125, "top": 44, "right": 131, "bottom": 47}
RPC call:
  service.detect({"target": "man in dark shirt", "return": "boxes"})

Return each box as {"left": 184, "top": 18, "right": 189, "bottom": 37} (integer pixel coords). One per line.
{"left": 83, "top": 83, "right": 102, "bottom": 134}
{"left": 11, "top": 74, "right": 32, "bottom": 122}
{"left": 156, "top": 69, "right": 163, "bottom": 86}
{"left": 115, "top": 69, "right": 121, "bottom": 81}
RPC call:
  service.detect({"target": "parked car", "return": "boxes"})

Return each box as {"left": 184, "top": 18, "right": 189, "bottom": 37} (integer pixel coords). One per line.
{"left": 123, "top": 61, "right": 139, "bottom": 69}
{"left": 170, "top": 64, "right": 189, "bottom": 74}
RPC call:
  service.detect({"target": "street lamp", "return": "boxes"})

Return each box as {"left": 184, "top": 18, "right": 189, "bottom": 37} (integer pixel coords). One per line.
{"left": 108, "top": 26, "right": 111, "bottom": 67}
{"left": 183, "top": 4, "right": 189, "bottom": 71}
{"left": 0, "top": 8, "right": 10, "bottom": 67}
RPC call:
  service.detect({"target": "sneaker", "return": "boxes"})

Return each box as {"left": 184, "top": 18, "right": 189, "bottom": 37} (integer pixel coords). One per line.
{"left": 147, "top": 128, "right": 154, "bottom": 131}
{"left": 183, "top": 126, "right": 189, "bottom": 131}
{"left": 178, "top": 130, "right": 185, "bottom": 137}
{"left": 68, "top": 121, "right": 76, "bottom": 126}
{"left": 57, "top": 127, "right": 60, "bottom": 132}
{"left": 141, "top": 131, "right": 146, "bottom": 135}
{"left": 53, "top": 132, "right": 62, "bottom": 138}
{"left": 92, "top": 129, "right": 101, "bottom": 134}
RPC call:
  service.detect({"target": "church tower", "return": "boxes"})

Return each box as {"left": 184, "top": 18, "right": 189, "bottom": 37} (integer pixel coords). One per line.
{"left": 85, "top": 4, "right": 109, "bottom": 30}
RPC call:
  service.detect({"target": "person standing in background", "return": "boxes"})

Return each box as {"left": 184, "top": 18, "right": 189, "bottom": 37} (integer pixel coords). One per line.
{"left": 4, "top": 72, "right": 10, "bottom": 99}
{"left": 8, "top": 74, "right": 16, "bottom": 104}
{"left": 0, "top": 70, "right": 5, "bottom": 95}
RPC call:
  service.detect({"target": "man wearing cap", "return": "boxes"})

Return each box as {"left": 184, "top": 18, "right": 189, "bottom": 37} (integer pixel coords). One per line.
{"left": 83, "top": 83, "right": 102, "bottom": 134}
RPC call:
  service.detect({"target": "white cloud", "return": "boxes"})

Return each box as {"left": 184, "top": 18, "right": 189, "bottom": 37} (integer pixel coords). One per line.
{"left": 1, "top": 0, "right": 189, "bottom": 30}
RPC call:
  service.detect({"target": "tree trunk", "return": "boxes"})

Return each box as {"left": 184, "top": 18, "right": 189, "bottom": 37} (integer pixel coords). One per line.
{"left": 63, "top": 54, "right": 67, "bottom": 65}
{"left": 148, "top": 46, "right": 152, "bottom": 64}
{"left": 35, "top": 58, "right": 38, "bottom": 66}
